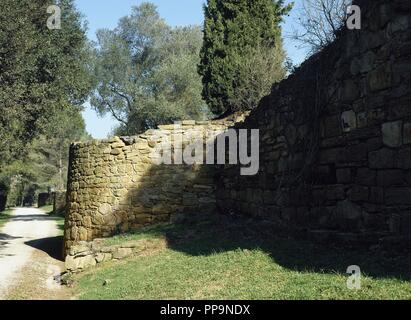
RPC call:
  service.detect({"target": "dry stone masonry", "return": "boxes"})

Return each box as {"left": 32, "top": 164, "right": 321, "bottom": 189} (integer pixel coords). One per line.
{"left": 65, "top": 238, "right": 166, "bottom": 272}
{"left": 53, "top": 190, "right": 66, "bottom": 215}
{"left": 217, "top": 0, "right": 411, "bottom": 241}
{"left": 65, "top": 0, "right": 411, "bottom": 253}
{"left": 64, "top": 115, "right": 246, "bottom": 252}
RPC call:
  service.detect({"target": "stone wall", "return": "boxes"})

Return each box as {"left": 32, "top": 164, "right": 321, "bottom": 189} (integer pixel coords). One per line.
{"left": 217, "top": 0, "right": 411, "bottom": 240}
{"left": 38, "top": 192, "right": 52, "bottom": 208}
{"left": 65, "top": 0, "right": 411, "bottom": 251}
{"left": 53, "top": 191, "right": 66, "bottom": 215}
{"left": 64, "top": 115, "right": 246, "bottom": 251}
{"left": 65, "top": 237, "right": 167, "bottom": 273}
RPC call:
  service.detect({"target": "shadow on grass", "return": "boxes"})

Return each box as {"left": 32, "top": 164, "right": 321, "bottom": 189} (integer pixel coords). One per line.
{"left": 123, "top": 215, "right": 411, "bottom": 282}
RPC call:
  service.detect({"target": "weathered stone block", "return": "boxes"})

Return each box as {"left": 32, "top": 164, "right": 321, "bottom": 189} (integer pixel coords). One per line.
{"left": 112, "top": 248, "right": 133, "bottom": 260}
{"left": 98, "top": 203, "right": 112, "bottom": 215}
{"left": 382, "top": 121, "right": 403, "bottom": 147}
{"left": 326, "top": 186, "right": 346, "bottom": 201}
{"left": 336, "top": 168, "right": 352, "bottom": 184}
{"left": 404, "top": 123, "right": 411, "bottom": 145}
{"left": 95, "top": 253, "right": 112, "bottom": 263}
{"left": 369, "top": 187, "right": 384, "bottom": 204}
{"left": 341, "top": 81, "right": 360, "bottom": 102}
{"left": 356, "top": 168, "right": 376, "bottom": 186}
{"left": 65, "top": 255, "right": 96, "bottom": 272}
{"left": 377, "top": 170, "right": 404, "bottom": 186}
{"left": 341, "top": 110, "right": 357, "bottom": 133}
{"left": 398, "top": 148, "right": 411, "bottom": 169}
{"left": 349, "top": 186, "right": 369, "bottom": 202}
{"left": 322, "top": 116, "right": 342, "bottom": 138}
{"left": 336, "top": 200, "right": 363, "bottom": 231}
{"left": 369, "top": 148, "right": 397, "bottom": 169}
{"left": 368, "top": 64, "right": 392, "bottom": 92}
{"left": 386, "top": 188, "right": 411, "bottom": 205}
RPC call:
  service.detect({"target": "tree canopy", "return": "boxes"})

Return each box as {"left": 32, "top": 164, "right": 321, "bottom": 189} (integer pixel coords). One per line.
{"left": 0, "top": 0, "right": 92, "bottom": 166}
{"left": 91, "top": 3, "right": 208, "bottom": 135}
{"left": 0, "top": 0, "right": 92, "bottom": 206}
{"left": 198, "top": 0, "right": 292, "bottom": 115}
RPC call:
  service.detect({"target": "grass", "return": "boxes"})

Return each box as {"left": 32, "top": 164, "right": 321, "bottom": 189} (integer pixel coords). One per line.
{"left": 0, "top": 208, "right": 13, "bottom": 229}
{"left": 74, "top": 216, "right": 411, "bottom": 300}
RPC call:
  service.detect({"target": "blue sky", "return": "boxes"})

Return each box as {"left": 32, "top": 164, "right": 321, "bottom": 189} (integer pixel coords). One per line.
{"left": 76, "top": 0, "right": 307, "bottom": 139}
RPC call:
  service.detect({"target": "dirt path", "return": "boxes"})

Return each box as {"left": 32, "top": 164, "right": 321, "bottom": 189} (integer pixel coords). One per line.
{"left": 0, "top": 207, "right": 72, "bottom": 300}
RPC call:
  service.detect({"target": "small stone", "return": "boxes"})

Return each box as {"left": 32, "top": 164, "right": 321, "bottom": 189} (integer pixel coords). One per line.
{"left": 103, "top": 279, "right": 111, "bottom": 286}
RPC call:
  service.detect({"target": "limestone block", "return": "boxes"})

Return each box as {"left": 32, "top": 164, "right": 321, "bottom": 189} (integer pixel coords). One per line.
{"left": 403, "top": 123, "right": 411, "bottom": 145}
{"left": 65, "top": 255, "right": 96, "bottom": 272}
{"left": 341, "top": 80, "right": 360, "bottom": 102}
{"left": 98, "top": 203, "right": 112, "bottom": 215}
{"left": 78, "top": 227, "right": 88, "bottom": 241}
{"left": 398, "top": 148, "right": 411, "bottom": 169}
{"left": 336, "top": 168, "right": 352, "bottom": 184}
{"left": 368, "top": 64, "right": 392, "bottom": 92}
{"left": 386, "top": 188, "right": 411, "bottom": 205}
{"left": 341, "top": 110, "right": 357, "bottom": 133}
{"left": 96, "top": 253, "right": 112, "bottom": 263}
{"left": 369, "top": 148, "right": 397, "bottom": 169}
{"left": 355, "top": 168, "right": 376, "bottom": 186}
{"left": 382, "top": 121, "right": 403, "bottom": 147}
{"left": 110, "top": 148, "right": 122, "bottom": 156}
{"left": 336, "top": 200, "right": 363, "bottom": 221}
{"left": 377, "top": 169, "right": 404, "bottom": 186}
{"left": 112, "top": 248, "right": 133, "bottom": 260}
{"left": 349, "top": 186, "right": 369, "bottom": 202}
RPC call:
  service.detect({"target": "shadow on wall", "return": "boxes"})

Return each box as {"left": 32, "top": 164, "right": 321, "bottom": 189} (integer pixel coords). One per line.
{"left": 63, "top": 115, "right": 249, "bottom": 252}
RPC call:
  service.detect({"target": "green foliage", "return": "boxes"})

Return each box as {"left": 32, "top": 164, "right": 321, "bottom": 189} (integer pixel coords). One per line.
{"left": 0, "top": 0, "right": 92, "bottom": 165}
{"left": 198, "top": 0, "right": 292, "bottom": 115}
{"left": 91, "top": 3, "right": 208, "bottom": 135}
{"left": 0, "top": 0, "right": 92, "bottom": 205}
{"left": 4, "top": 106, "right": 89, "bottom": 207}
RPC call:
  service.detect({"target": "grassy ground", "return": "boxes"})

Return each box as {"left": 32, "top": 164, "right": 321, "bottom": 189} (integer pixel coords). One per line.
{"left": 0, "top": 208, "right": 13, "bottom": 229}
{"left": 73, "top": 216, "right": 411, "bottom": 300}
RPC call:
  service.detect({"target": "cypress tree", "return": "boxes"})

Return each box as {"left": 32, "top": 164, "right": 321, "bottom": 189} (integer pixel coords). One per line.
{"left": 199, "top": 0, "right": 292, "bottom": 115}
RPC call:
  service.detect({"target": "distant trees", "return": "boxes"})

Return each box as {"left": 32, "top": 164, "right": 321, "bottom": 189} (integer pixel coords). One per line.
{"left": 2, "top": 106, "right": 90, "bottom": 207}
{"left": 291, "top": 0, "right": 352, "bottom": 53}
{"left": 198, "top": 0, "right": 292, "bottom": 116}
{"left": 91, "top": 3, "right": 208, "bottom": 135}
{"left": 0, "top": 0, "right": 92, "bottom": 166}
{"left": 0, "top": 0, "right": 92, "bottom": 206}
